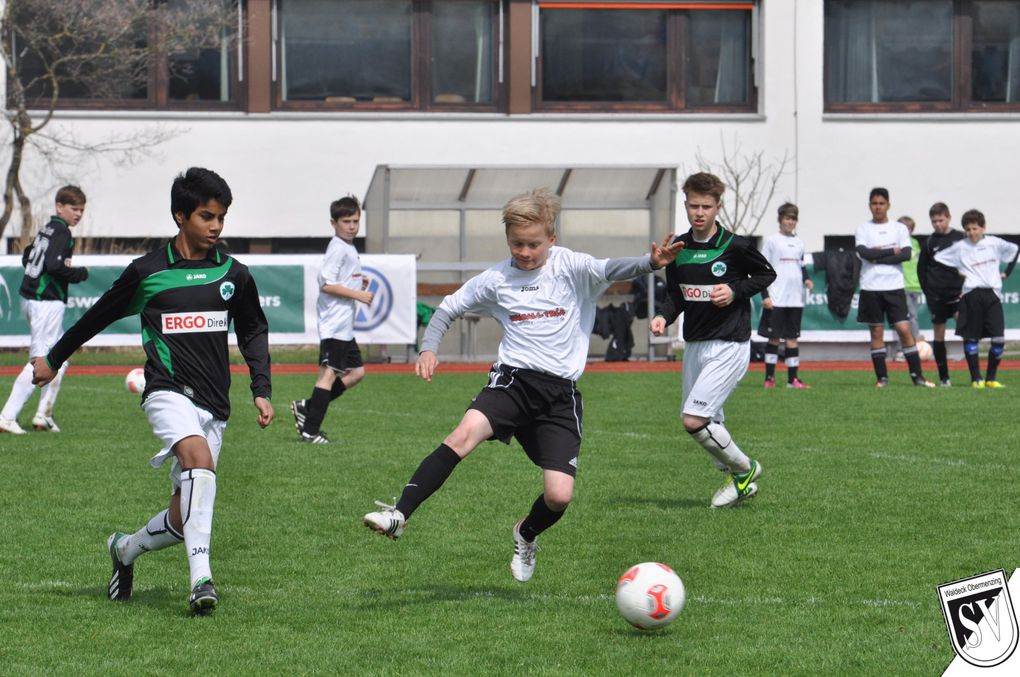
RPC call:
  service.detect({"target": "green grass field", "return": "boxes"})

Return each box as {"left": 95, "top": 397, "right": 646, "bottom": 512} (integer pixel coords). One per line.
{"left": 0, "top": 364, "right": 1015, "bottom": 676}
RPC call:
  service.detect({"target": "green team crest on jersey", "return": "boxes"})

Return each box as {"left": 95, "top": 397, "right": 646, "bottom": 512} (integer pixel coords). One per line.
{"left": 219, "top": 281, "right": 235, "bottom": 300}
{"left": 711, "top": 261, "right": 728, "bottom": 276}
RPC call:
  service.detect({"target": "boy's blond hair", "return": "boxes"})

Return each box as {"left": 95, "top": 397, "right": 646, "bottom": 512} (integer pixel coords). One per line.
{"left": 502, "top": 188, "right": 561, "bottom": 236}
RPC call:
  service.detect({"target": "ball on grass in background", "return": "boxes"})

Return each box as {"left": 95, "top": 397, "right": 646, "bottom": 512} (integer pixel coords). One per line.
{"left": 615, "top": 562, "right": 686, "bottom": 630}
{"left": 124, "top": 368, "right": 146, "bottom": 394}
{"left": 916, "top": 340, "right": 933, "bottom": 361}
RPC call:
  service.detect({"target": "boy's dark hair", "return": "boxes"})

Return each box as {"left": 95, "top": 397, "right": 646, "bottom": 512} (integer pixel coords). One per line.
{"left": 869, "top": 187, "right": 889, "bottom": 202}
{"left": 961, "top": 209, "right": 985, "bottom": 228}
{"left": 55, "top": 185, "right": 86, "bottom": 206}
{"left": 929, "top": 202, "right": 950, "bottom": 218}
{"left": 777, "top": 202, "right": 799, "bottom": 220}
{"left": 330, "top": 195, "right": 361, "bottom": 221}
{"left": 170, "top": 167, "right": 232, "bottom": 225}
{"left": 682, "top": 172, "right": 725, "bottom": 200}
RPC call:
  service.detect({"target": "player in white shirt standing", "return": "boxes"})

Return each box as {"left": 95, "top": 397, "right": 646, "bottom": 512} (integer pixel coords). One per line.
{"left": 759, "top": 202, "right": 814, "bottom": 389}
{"left": 855, "top": 187, "right": 936, "bottom": 388}
{"left": 364, "top": 188, "right": 684, "bottom": 582}
{"left": 934, "top": 209, "right": 1019, "bottom": 388}
{"left": 290, "top": 196, "right": 374, "bottom": 443}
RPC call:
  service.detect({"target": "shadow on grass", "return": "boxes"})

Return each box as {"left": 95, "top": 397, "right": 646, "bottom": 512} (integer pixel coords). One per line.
{"left": 602, "top": 496, "right": 712, "bottom": 510}
{"left": 56, "top": 585, "right": 199, "bottom": 617}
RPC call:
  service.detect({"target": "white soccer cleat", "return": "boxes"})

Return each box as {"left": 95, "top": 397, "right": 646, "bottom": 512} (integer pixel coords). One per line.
{"left": 32, "top": 414, "right": 60, "bottom": 432}
{"left": 0, "top": 417, "right": 27, "bottom": 435}
{"left": 510, "top": 519, "right": 538, "bottom": 583}
{"left": 711, "top": 460, "right": 763, "bottom": 508}
{"left": 363, "top": 501, "right": 406, "bottom": 540}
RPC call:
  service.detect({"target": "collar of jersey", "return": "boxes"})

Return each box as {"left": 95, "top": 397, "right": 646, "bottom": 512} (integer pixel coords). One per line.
{"left": 166, "top": 240, "right": 223, "bottom": 266}
{"left": 50, "top": 216, "right": 68, "bottom": 227}
{"left": 675, "top": 228, "right": 733, "bottom": 266}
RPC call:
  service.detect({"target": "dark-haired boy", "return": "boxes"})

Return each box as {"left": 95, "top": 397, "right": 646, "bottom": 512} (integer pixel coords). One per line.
{"left": 854, "top": 187, "right": 935, "bottom": 387}
{"left": 917, "top": 202, "right": 965, "bottom": 386}
{"left": 290, "top": 196, "right": 373, "bottom": 444}
{"left": 1, "top": 186, "right": 89, "bottom": 435}
{"left": 33, "top": 167, "right": 273, "bottom": 615}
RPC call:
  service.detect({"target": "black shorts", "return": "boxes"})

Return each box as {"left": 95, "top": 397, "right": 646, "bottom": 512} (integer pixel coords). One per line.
{"left": 856, "top": 289, "right": 909, "bottom": 326}
{"left": 319, "top": 338, "right": 364, "bottom": 373}
{"left": 926, "top": 291, "right": 961, "bottom": 325}
{"left": 468, "top": 364, "right": 582, "bottom": 477}
{"left": 955, "top": 288, "right": 1004, "bottom": 340}
{"left": 758, "top": 306, "right": 803, "bottom": 340}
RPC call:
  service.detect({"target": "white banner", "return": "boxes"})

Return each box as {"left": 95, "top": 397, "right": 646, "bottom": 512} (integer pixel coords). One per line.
{"left": 353, "top": 254, "right": 417, "bottom": 344}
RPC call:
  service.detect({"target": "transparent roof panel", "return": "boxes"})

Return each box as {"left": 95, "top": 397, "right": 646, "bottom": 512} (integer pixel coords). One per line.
{"left": 467, "top": 168, "right": 568, "bottom": 205}
{"left": 388, "top": 168, "right": 470, "bottom": 203}
{"left": 562, "top": 168, "right": 662, "bottom": 207}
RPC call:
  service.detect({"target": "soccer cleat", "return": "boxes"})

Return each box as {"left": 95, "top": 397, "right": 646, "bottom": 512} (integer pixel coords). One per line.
{"left": 107, "top": 532, "right": 134, "bottom": 601}
{"left": 511, "top": 519, "right": 538, "bottom": 583}
{"left": 972, "top": 380, "right": 986, "bottom": 389}
{"left": 786, "top": 378, "right": 811, "bottom": 389}
{"left": 289, "top": 399, "right": 308, "bottom": 431}
{"left": 0, "top": 417, "right": 27, "bottom": 434}
{"left": 711, "top": 460, "right": 762, "bottom": 508}
{"left": 911, "top": 376, "right": 936, "bottom": 388}
{"left": 189, "top": 577, "right": 219, "bottom": 615}
{"left": 299, "top": 430, "right": 330, "bottom": 444}
{"left": 32, "top": 414, "right": 60, "bottom": 432}
{"left": 939, "top": 379, "right": 952, "bottom": 388}
{"left": 984, "top": 380, "right": 1006, "bottom": 389}
{"left": 763, "top": 378, "right": 776, "bottom": 389}
{"left": 875, "top": 378, "right": 889, "bottom": 388}
{"left": 363, "top": 500, "right": 406, "bottom": 540}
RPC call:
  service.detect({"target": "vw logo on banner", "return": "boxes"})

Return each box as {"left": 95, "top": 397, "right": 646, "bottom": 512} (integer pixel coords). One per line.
{"left": 354, "top": 265, "right": 393, "bottom": 331}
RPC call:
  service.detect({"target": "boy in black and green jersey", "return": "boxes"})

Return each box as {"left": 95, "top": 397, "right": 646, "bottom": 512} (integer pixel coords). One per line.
{"left": 33, "top": 168, "right": 273, "bottom": 615}
{"left": 651, "top": 172, "right": 776, "bottom": 508}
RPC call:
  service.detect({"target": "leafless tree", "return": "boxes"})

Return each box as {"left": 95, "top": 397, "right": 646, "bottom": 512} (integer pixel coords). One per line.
{"left": 0, "top": 0, "right": 237, "bottom": 243}
{"left": 688, "top": 134, "right": 793, "bottom": 237}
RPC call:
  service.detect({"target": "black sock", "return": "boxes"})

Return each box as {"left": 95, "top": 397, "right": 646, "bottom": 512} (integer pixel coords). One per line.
{"left": 786, "top": 347, "right": 799, "bottom": 382}
{"left": 871, "top": 348, "right": 888, "bottom": 380}
{"left": 396, "top": 444, "right": 461, "bottom": 519}
{"left": 519, "top": 494, "right": 567, "bottom": 542}
{"left": 987, "top": 342, "right": 1004, "bottom": 381}
{"left": 303, "top": 387, "right": 332, "bottom": 434}
{"left": 933, "top": 340, "right": 949, "bottom": 382}
{"left": 764, "top": 343, "right": 778, "bottom": 380}
{"left": 965, "top": 346, "right": 982, "bottom": 382}
{"left": 330, "top": 379, "right": 347, "bottom": 401}
{"left": 903, "top": 347, "right": 924, "bottom": 381}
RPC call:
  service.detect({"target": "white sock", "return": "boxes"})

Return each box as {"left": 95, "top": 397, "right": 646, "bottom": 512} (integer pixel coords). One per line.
{"left": 36, "top": 361, "right": 68, "bottom": 418}
{"left": 689, "top": 422, "right": 751, "bottom": 474}
{"left": 1, "top": 363, "right": 36, "bottom": 420}
{"left": 120, "top": 509, "right": 184, "bottom": 566}
{"left": 180, "top": 468, "right": 217, "bottom": 587}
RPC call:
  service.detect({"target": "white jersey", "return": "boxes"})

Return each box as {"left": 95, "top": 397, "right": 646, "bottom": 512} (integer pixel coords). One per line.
{"left": 934, "top": 235, "right": 1019, "bottom": 295}
{"left": 316, "top": 237, "right": 363, "bottom": 341}
{"left": 435, "top": 246, "right": 613, "bottom": 381}
{"left": 761, "top": 232, "right": 807, "bottom": 307}
{"left": 856, "top": 220, "right": 911, "bottom": 291}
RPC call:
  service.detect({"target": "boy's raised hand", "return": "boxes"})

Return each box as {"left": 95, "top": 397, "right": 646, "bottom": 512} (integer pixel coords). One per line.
{"left": 650, "top": 233, "right": 685, "bottom": 269}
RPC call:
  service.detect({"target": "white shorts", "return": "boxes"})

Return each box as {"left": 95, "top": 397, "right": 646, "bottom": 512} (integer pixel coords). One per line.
{"left": 681, "top": 339, "right": 750, "bottom": 422}
{"left": 142, "top": 390, "right": 226, "bottom": 491}
{"left": 22, "top": 299, "right": 65, "bottom": 358}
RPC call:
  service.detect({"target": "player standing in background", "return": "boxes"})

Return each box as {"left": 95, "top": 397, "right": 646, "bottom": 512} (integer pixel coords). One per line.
{"left": 759, "top": 202, "right": 813, "bottom": 389}
{"left": 0, "top": 186, "right": 89, "bottom": 435}
{"left": 917, "top": 202, "right": 965, "bottom": 386}
{"left": 651, "top": 172, "right": 776, "bottom": 508}
{"left": 33, "top": 168, "right": 273, "bottom": 615}
{"left": 854, "top": 187, "right": 935, "bottom": 388}
{"left": 290, "top": 196, "right": 373, "bottom": 444}
{"left": 934, "top": 209, "right": 1019, "bottom": 388}
{"left": 364, "top": 188, "right": 684, "bottom": 583}
{"left": 896, "top": 215, "right": 923, "bottom": 347}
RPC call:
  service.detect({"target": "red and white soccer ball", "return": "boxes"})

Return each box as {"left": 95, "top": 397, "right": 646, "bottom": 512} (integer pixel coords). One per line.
{"left": 615, "top": 562, "right": 686, "bottom": 630}
{"left": 916, "top": 340, "right": 933, "bottom": 361}
{"left": 124, "top": 367, "right": 146, "bottom": 394}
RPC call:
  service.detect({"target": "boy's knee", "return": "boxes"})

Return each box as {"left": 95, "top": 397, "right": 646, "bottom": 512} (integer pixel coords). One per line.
{"left": 544, "top": 489, "right": 572, "bottom": 512}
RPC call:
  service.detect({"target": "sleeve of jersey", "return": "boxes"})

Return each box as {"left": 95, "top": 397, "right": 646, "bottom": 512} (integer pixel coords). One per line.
{"left": 934, "top": 245, "right": 959, "bottom": 270}
{"left": 420, "top": 273, "right": 494, "bottom": 353}
{"left": 917, "top": 245, "right": 929, "bottom": 289}
{"left": 46, "top": 263, "right": 141, "bottom": 369}
{"left": 655, "top": 263, "right": 685, "bottom": 325}
{"left": 603, "top": 255, "right": 654, "bottom": 281}
{"left": 44, "top": 229, "right": 88, "bottom": 283}
{"left": 730, "top": 243, "right": 777, "bottom": 300}
{"left": 232, "top": 270, "right": 272, "bottom": 400}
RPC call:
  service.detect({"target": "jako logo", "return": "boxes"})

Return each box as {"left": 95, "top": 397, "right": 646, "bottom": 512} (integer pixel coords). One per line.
{"left": 938, "top": 569, "right": 1018, "bottom": 668}
{"left": 354, "top": 266, "right": 393, "bottom": 331}
{"left": 162, "top": 311, "right": 229, "bottom": 334}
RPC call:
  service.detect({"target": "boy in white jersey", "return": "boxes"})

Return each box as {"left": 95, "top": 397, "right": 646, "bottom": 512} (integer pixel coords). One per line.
{"left": 759, "top": 202, "right": 813, "bottom": 389}
{"left": 290, "top": 196, "right": 374, "bottom": 443}
{"left": 934, "top": 209, "right": 1019, "bottom": 388}
{"left": 855, "top": 187, "right": 935, "bottom": 388}
{"left": 364, "top": 188, "right": 683, "bottom": 582}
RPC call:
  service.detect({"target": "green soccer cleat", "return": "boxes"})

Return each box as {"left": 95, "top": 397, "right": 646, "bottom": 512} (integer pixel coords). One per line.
{"left": 711, "top": 460, "right": 762, "bottom": 508}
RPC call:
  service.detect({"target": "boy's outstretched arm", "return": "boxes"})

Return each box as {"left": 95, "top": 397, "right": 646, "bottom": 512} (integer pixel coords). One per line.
{"left": 232, "top": 272, "right": 273, "bottom": 425}
{"left": 604, "top": 234, "right": 685, "bottom": 281}
{"left": 416, "top": 308, "right": 455, "bottom": 382}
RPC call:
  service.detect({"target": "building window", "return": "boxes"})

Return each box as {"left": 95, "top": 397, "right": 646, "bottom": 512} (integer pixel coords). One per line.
{"left": 10, "top": 1, "right": 240, "bottom": 110}
{"left": 277, "top": 0, "right": 502, "bottom": 110}
{"left": 536, "top": 1, "right": 756, "bottom": 112}
{"left": 825, "top": 0, "right": 1020, "bottom": 111}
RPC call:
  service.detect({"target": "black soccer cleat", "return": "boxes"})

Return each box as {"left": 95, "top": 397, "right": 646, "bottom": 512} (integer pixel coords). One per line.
{"left": 107, "top": 532, "right": 134, "bottom": 601}
{"left": 290, "top": 399, "right": 308, "bottom": 432}
{"left": 189, "top": 577, "right": 219, "bottom": 615}
{"left": 299, "top": 430, "right": 330, "bottom": 444}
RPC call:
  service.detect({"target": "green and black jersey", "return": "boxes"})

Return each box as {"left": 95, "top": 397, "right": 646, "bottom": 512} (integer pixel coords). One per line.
{"left": 47, "top": 241, "right": 271, "bottom": 420}
{"left": 657, "top": 227, "right": 776, "bottom": 342}
{"left": 19, "top": 216, "right": 88, "bottom": 302}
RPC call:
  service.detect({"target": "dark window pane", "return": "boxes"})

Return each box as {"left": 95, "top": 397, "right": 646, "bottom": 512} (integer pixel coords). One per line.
{"left": 167, "top": 0, "right": 237, "bottom": 102}
{"left": 687, "top": 11, "right": 751, "bottom": 105}
{"left": 541, "top": 9, "right": 667, "bottom": 103}
{"left": 281, "top": 0, "right": 412, "bottom": 102}
{"left": 826, "top": 0, "right": 952, "bottom": 103}
{"left": 432, "top": 0, "right": 495, "bottom": 104}
{"left": 972, "top": 1, "right": 1020, "bottom": 102}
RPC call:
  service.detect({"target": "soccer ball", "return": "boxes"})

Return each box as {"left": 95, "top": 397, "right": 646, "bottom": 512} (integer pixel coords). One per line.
{"left": 916, "top": 340, "right": 933, "bottom": 361}
{"left": 615, "top": 562, "right": 686, "bottom": 630}
{"left": 124, "top": 368, "right": 146, "bottom": 394}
